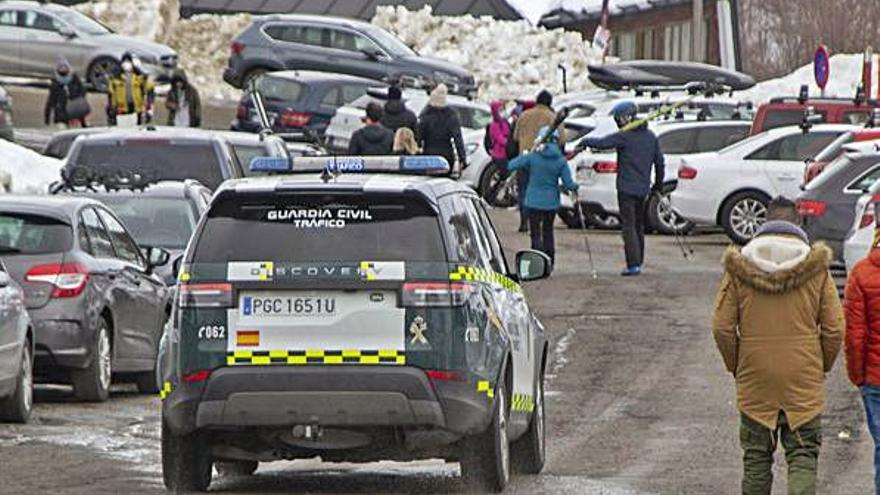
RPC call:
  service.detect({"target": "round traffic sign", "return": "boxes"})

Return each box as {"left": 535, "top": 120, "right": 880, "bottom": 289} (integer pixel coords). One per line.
{"left": 814, "top": 45, "right": 830, "bottom": 90}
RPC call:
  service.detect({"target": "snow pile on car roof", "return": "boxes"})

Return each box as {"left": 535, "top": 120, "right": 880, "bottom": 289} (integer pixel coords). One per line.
{"left": 741, "top": 53, "right": 866, "bottom": 104}
{"left": 373, "top": 6, "right": 603, "bottom": 99}
{"left": 0, "top": 139, "right": 62, "bottom": 193}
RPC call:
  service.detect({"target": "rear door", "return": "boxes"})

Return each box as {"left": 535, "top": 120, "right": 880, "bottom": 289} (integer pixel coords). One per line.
{"left": 756, "top": 132, "right": 842, "bottom": 198}
{"left": 182, "top": 191, "right": 450, "bottom": 376}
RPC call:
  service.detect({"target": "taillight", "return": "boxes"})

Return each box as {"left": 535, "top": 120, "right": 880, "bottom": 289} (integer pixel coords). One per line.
{"left": 678, "top": 165, "right": 698, "bottom": 180}
{"left": 277, "top": 110, "right": 312, "bottom": 128}
{"left": 25, "top": 262, "right": 89, "bottom": 298}
{"left": 860, "top": 209, "right": 876, "bottom": 229}
{"left": 402, "top": 282, "right": 473, "bottom": 307}
{"left": 178, "top": 283, "right": 233, "bottom": 308}
{"left": 182, "top": 370, "right": 212, "bottom": 384}
{"left": 797, "top": 200, "right": 827, "bottom": 217}
{"left": 236, "top": 100, "right": 249, "bottom": 120}
{"left": 230, "top": 41, "right": 245, "bottom": 56}
{"left": 592, "top": 161, "right": 618, "bottom": 173}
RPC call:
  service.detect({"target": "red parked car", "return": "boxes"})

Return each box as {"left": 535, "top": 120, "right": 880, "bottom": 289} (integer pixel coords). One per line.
{"left": 752, "top": 96, "right": 880, "bottom": 135}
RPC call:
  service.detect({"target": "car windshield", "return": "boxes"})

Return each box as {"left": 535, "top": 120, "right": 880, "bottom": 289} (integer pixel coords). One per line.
{"left": 49, "top": 8, "right": 111, "bottom": 35}
{"left": 363, "top": 25, "right": 415, "bottom": 57}
{"left": 455, "top": 106, "right": 492, "bottom": 130}
{"left": 192, "top": 193, "right": 445, "bottom": 262}
{"left": 72, "top": 140, "right": 226, "bottom": 189}
{"left": 89, "top": 196, "right": 196, "bottom": 249}
{"left": 0, "top": 213, "right": 73, "bottom": 254}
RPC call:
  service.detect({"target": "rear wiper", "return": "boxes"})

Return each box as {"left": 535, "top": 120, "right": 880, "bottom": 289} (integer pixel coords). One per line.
{"left": 0, "top": 246, "right": 21, "bottom": 253}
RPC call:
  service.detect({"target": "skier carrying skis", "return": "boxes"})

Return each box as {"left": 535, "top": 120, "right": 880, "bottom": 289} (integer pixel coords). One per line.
{"left": 575, "top": 101, "right": 664, "bottom": 276}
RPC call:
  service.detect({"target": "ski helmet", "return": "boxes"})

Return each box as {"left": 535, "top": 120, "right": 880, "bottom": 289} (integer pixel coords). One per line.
{"left": 611, "top": 100, "right": 638, "bottom": 128}
{"left": 536, "top": 125, "right": 560, "bottom": 144}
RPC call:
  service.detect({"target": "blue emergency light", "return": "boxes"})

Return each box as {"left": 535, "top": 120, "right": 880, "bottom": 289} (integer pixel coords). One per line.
{"left": 249, "top": 156, "right": 292, "bottom": 173}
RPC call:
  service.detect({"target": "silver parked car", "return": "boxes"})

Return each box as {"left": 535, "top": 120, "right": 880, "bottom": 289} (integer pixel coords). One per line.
{"left": 0, "top": 256, "right": 33, "bottom": 423}
{"left": 0, "top": 1, "right": 177, "bottom": 90}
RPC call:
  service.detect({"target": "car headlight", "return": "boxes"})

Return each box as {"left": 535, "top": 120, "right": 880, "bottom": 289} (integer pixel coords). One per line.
{"left": 133, "top": 52, "right": 158, "bottom": 65}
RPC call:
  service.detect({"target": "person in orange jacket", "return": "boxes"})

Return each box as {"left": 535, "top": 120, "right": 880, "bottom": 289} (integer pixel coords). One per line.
{"left": 845, "top": 221, "right": 880, "bottom": 494}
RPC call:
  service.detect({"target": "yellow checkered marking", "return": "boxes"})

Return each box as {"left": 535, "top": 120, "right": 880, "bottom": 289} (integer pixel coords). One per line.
{"left": 512, "top": 393, "right": 535, "bottom": 413}
{"left": 477, "top": 380, "right": 495, "bottom": 399}
{"left": 159, "top": 381, "right": 172, "bottom": 400}
{"left": 449, "top": 266, "right": 521, "bottom": 293}
{"left": 227, "top": 349, "right": 406, "bottom": 366}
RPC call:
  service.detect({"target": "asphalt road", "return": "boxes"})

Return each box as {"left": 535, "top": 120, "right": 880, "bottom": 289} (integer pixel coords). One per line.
{"left": 0, "top": 209, "right": 873, "bottom": 495}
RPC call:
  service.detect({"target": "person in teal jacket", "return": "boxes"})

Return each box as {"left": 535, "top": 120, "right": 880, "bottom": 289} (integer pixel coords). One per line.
{"left": 508, "top": 126, "right": 579, "bottom": 266}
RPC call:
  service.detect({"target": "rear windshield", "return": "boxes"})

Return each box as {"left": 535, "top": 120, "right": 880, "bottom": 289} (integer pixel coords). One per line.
{"left": 257, "top": 76, "right": 304, "bottom": 102}
{"left": 0, "top": 213, "right": 73, "bottom": 254}
{"left": 812, "top": 132, "right": 853, "bottom": 163}
{"left": 91, "top": 196, "right": 197, "bottom": 249}
{"left": 72, "top": 141, "right": 225, "bottom": 189}
{"left": 761, "top": 109, "right": 827, "bottom": 131}
{"left": 192, "top": 193, "right": 446, "bottom": 262}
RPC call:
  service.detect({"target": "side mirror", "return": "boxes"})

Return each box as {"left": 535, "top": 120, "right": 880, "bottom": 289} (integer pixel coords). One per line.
{"left": 58, "top": 25, "right": 76, "bottom": 38}
{"left": 361, "top": 48, "right": 384, "bottom": 61}
{"left": 0, "top": 271, "right": 9, "bottom": 288}
{"left": 515, "top": 250, "right": 552, "bottom": 282}
{"left": 144, "top": 246, "right": 171, "bottom": 273}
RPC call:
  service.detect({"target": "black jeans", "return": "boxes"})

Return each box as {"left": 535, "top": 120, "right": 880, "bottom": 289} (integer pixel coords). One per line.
{"left": 617, "top": 191, "right": 647, "bottom": 268}
{"left": 517, "top": 169, "right": 530, "bottom": 224}
{"left": 529, "top": 209, "right": 556, "bottom": 265}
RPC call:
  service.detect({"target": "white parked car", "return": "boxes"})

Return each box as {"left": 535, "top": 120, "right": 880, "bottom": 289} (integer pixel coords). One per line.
{"left": 671, "top": 123, "right": 855, "bottom": 244}
{"left": 843, "top": 182, "right": 879, "bottom": 272}
{"left": 566, "top": 120, "right": 751, "bottom": 234}
{"left": 323, "top": 87, "right": 491, "bottom": 153}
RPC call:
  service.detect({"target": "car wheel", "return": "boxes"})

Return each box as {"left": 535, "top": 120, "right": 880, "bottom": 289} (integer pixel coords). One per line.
{"left": 512, "top": 372, "right": 546, "bottom": 474}
{"left": 721, "top": 191, "right": 769, "bottom": 245}
{"left": 216, "top": 460, "right": 258, "bottom": 477}
{"left": 480, "top": 162, "right": 519, "bottom": 208}
{"left": 647, "top": 193, "right": 694, "bottom": 235}
{"left": 588, "top": 211, "right": 621, "bottom": 230}
{"left": 461, "top": 380, "right": 510, "bottom": 493}
{"left": 71, "top": 319, "right": 112, "bottom": 402}
{"left": 558, "top": 204, "right": 588, "bottom": 229}
{"left": 0, "top": 340, "right": 33, "bottom": 423}
{"left": 87, "top": 57, "right": 120, "bottom": 92}
{"left": 162, "top": 419, "right": 213, "bottom": 492}
{"left": 242, "top": 68, "right": 269, "bottom": 89}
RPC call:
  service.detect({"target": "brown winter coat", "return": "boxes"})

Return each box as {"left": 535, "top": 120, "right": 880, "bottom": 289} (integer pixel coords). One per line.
{"left": 712, "top": 240, "right": 844, "bottom": 430}
{"left": 514, "top": 104, "right": 565, "bottom": 154}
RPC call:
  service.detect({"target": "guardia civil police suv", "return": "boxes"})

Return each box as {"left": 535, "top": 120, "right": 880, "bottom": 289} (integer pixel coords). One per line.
{"left": 160, "top": 154, "right": 552, "bottom": 492}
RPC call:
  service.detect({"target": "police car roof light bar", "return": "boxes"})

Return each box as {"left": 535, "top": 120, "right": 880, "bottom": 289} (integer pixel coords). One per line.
{"left": 248, "top": 155, "right": 451, "bottom": 176}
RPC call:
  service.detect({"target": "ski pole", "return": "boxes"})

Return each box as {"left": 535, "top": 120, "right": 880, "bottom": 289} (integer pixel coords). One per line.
{"left": 659, "top": 193, "right": 691, "bottom": 259}
{"left": 573, "top": 196, "right": 599, "bottom": 279}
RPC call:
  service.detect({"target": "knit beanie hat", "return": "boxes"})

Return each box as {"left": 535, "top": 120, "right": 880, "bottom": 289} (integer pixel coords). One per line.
{"left": 536, "top": 90, "right": 553, "bottom": 107}
{"left": 429, "top": 84, "right": 448, "bottom": 108}
{"left": 388, "top": 85, "right": 402, "bottom": 101}
{"left": 756, "top": 220, "right": 810, "bottom": 244}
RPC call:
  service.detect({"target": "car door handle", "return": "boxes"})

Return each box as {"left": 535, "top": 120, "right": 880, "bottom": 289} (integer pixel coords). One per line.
{"left": 777, "top": 174, "right": 798, "bottom": 181}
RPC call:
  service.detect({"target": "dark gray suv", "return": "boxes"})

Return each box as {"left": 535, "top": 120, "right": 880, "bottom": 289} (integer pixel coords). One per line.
{"left": 223, "top": 15, "right": 476, "bottom": 97}
{"left": 0, "top": 196, "right": 171, "bottom": 401}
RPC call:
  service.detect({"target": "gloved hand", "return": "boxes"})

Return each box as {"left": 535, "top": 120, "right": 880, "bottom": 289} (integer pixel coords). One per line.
{"left": 569, "top": 189, "right": 579, "bottom": 203}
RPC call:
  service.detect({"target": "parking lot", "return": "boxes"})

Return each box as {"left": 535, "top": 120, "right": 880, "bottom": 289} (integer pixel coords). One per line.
{"left": 0, "top": 209, "right": 872, "bottom": 494}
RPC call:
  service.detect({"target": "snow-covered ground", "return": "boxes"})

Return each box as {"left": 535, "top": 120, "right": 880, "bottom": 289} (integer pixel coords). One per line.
{"left": 742, "top": 53, "right": 867, "bottom": 103}
{"left": 74, "top": 1, "right": 602, "bottom": 102}
{"left": 0, "top": 139, "right": 62, "bottom": 193}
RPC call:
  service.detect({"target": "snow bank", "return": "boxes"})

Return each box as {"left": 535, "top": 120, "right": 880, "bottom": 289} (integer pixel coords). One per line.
{"left": 76, "top": 1, "right": 601, "bottom": 102}
{"left": 742, "top": 53, "right": 866, "bottom": 104}
{"left": 506, "top": 0, "right": 650, "bottom": 25}
{"left": 0, "top": 139, "right": 63, "bottom": 193}
{"left": 374, "top": 6, "right": 603, "bottom": 99}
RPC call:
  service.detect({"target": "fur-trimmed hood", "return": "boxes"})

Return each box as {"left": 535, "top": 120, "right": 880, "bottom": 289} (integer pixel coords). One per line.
{"left": 723, "top": 237, "right": 833, "bottom": 294}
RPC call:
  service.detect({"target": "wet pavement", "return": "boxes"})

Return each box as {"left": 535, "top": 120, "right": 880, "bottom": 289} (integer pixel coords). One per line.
{"left": 0, "top": 209, "right": 874, "bottom": 494}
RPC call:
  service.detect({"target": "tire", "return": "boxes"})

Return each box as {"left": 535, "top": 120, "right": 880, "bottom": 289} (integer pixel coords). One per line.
{"left": 71, "top": 318, "right": 112, "bottom": 402}
{"left": 588, "top": 211, "right": 621, "bottom": 230}
{"left": 720, "top": 191, "right": 770, "bottom": 245}
{"left": 646, "top": 192, "right": 694, "bottom": 235}
{"left": 460, "top": 380, "right": 510, "bottom": 493}
{"left": 216, "top": 460, "right": 258, "bottom": 477}
{"left": 87, "top": 57, "right": 120, "bottom": 92}
{"left": 558, "top": 204, "right": 590, "bottom": 229}
{"left": 162, "top": 419, "right": 213, "bottom": 492}
{"left": 512, "top": 372, "right": 546, "bottom": 474}
{"left": 0, "top": 340, "right": 33, "bottom": 423}
{"left": 481, "top": 162, "right": 519, "bottom": 208}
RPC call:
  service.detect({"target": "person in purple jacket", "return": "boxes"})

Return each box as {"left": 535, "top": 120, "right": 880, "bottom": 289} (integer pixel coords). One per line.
{"left": 482, "top": 100, "right": 512, "bottom": 201}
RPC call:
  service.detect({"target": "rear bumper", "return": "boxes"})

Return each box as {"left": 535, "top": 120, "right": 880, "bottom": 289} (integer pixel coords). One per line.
{"left": 30, "top": 300, "right": 91, "bottom": 372}
{"left": 670, "top": 188, "right": 717, "bottom": 225}
{"left": 223, "top": 67, "right": 243, "bottom": 88}
{"left": 163, "top": 366, "right": 492, "bottom": 436}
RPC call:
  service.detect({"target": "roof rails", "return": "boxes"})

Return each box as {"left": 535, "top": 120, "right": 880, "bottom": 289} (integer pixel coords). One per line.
{"left": 771, "top": 85, "right": 879, "bottom": 106}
